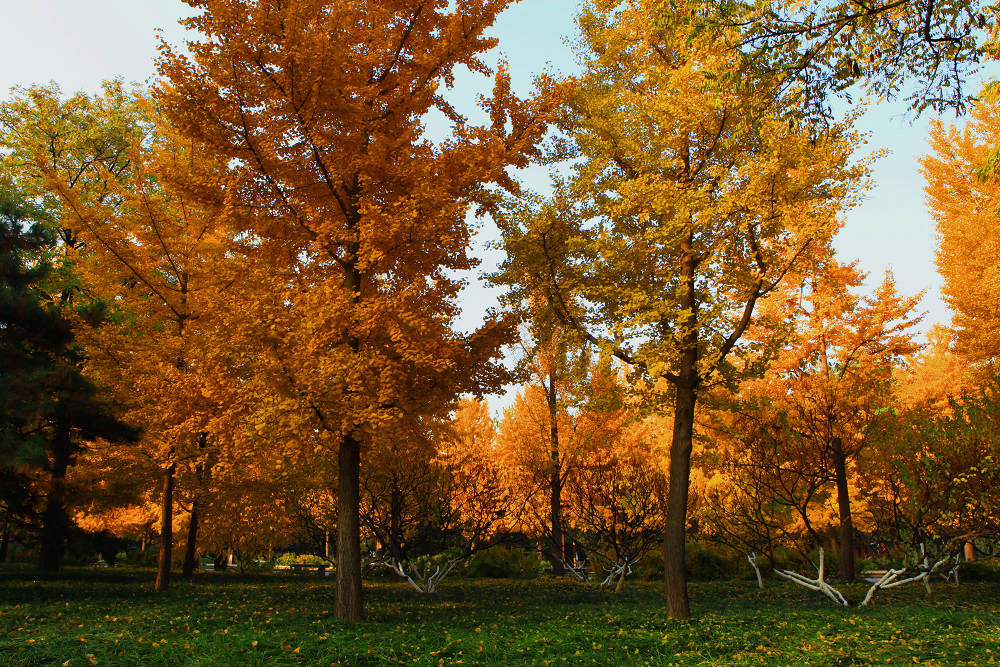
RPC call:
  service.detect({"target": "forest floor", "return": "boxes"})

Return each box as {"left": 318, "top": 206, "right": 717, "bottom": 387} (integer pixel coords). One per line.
{"left": 0, "top": 567, "right": 998, "bottom": 665}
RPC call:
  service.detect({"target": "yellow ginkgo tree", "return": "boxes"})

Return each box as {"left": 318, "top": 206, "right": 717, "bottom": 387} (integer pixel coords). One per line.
{"left": 495, "top": 0, "right": 869, "bottom": 617}
{"left": 923, "top": 85, "right": 1000, "bottom": 364}
{"left": 154, "top": 0, "right": 560, "bottom": 620}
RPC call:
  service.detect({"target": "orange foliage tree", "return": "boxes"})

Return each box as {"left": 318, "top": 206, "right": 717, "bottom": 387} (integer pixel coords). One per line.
{"left": 862, "top": 377, "right": 1000, "bottom": 572}
{"left": 775, "top": 270, "right": 921, "bottom": 580}
{"left": 707, "top": 266, "right": 922, "bottom": 581}
{"left": 562, "top": 366, "right": 665, "bottom": 591}
{"left": 363, "top": 398, "right": 524, "bottom": 593}
{"left": 496, "top": 326, "right": 593, "bottom": 575}
{"left": 923, "top": 86, "right": 1000, "bottom": 363}
{"left": 45, "top": 111, "right": 238, "bottom": 591}
{"left": 155, "top": 0, "right": 557, "bottom": 620}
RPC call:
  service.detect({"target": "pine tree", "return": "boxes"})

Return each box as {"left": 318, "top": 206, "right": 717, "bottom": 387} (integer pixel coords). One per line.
{"left": 0, "top": 184, "right": 137, "bottom": 570}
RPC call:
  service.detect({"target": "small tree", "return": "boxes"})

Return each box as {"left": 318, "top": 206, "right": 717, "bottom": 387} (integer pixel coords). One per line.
{"left": 368, "top": 399, "right": 525, "bottom": 593}
{"left": 565, "top": 412, "right": 664, "bottom": 591}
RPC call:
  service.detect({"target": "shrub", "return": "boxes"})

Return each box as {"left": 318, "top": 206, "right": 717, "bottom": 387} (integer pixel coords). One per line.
{"left": 463, "top": 547, "right": 543, "bottom": 579}
{"left": 274, "top": 552, "right": 330, "bottom": 567}
{"left": 295, "top": 553, "right": 329, "bottom": 566}
{"left": 686, "top": 543, "right": 734, "bottom": 581}
{"left": 630, "top": 544, "right": 733, "bottom": 581}
{"left": 632, "top": 551, "right": 664, "bottom": 581}
{"left": 124, "top": 547, "right": 159, "bottom": 567}
{"left": 960, "top": 560, "right": 1000, "bottom": 582}
{"left": 274, "top": 552, "right": 297, "bottom": 566}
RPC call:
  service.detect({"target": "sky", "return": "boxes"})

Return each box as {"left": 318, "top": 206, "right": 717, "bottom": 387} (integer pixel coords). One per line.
{"left": 1, "top": 0, "right": 995, "bottom": 409}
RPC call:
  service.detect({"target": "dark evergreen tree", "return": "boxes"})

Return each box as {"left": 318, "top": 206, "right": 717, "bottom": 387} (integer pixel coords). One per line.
{"left": 0, "top": 184, "right": 137, "bottom": 570}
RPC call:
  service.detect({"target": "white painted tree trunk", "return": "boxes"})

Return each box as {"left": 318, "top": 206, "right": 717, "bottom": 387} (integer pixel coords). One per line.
{"left": 599, "top": 560, "right": 634, "bottom": 590}
{"left": 860, "top": 544, "right": 958, "bottom": 606}
{"left": 747, "top": 552, "right": 764, "bottom": 589}
{"left": 774, "top": 548, "right": 848, "bottom": 606}
{"left": 386, "top": 557, "right": 463, "bottom": 594}
{"left": 559, "top": 557, "right": 591, "bottom": 582}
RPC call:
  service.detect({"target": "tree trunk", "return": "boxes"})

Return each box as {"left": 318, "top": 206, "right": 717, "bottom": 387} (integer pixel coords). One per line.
{"left": 964, "top": 541, "right": 975, "bottom": 562}
{"left": 546, "top": 371, "right": 565, "bottom": 576}
{"left": 335, "top": 434, "right": 363, "bottom": 621}
{"left": 663, "top": 230, "right": 698, "bottom": 619}
{"left": 181, "top": 501, "right": 199, "bottom": 578}
{"left": 182, "top": 433, "right": 207, "bottom": 579}
{"left": 39, "top": 413, "right": 71, "bottom": 571}
{"left": 831, "top": 437, "right": 855, "bottom": 582}
{"left": 0, "top": 510, "right": 8, "bottom": 562}
{"left": 154, "top": 462, "right": 176, "bottom": 592}
{"left": 664, "top": 376, "right": 696, "bottom": 619}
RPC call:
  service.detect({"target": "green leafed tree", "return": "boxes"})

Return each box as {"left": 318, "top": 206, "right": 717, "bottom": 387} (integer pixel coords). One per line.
{"left": 696, "top": 0, "right": 998, "bottom": 118}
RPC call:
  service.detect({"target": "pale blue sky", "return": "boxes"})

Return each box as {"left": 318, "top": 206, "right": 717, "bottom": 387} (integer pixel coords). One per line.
{"left": 1, "top": 0, "right": 992, "bottom": 379}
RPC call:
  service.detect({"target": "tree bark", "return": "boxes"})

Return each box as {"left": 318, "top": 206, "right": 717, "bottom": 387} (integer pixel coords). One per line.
{"left": 663, "top": 231, "right": 698, "bottom": 619}
{"left": 335, "top": 434, "right": 363, "bottom": 621}
{"left": 664, "top": 376, "right": 696, "bottom": 619}
{"left": 154, "top": 462, "right": 176, "bottom": 592}
{"left": 39, "top": 412, "right": 71, "bottom": 571}
{"left": 181, "top": 501, "right": 199, "bottom": 578}
{"left": 831, "top": 437, "right": 855, "bottom": 581}
{"left": 546, "top": 371, "right": 565, "bottom": 576}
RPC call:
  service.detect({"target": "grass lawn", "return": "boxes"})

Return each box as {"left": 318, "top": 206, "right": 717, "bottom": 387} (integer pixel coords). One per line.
{"left": 1, "top": 567, "right": 998, "bottom": 665}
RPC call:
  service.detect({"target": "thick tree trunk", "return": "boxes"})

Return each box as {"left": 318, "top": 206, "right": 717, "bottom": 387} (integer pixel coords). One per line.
{"left": 181, "top": 501, "right": 199, "bottom": 578}
{"left": 39, "top": 414, "right": 71, "bottom": 571}
{"left": 546, "top": 371, "right": 565, "bottom": 576}
{"left": 154, "top": 462, "right": 176, "bottom": 592}
{"left": 663, "top": 231, "right": 698, "bottom": 619}
{"left": 664, "top": 376, "right": 696, "bottom": 619}
{"left": 831, "top": 437, "right": 855, "bottom": 581}
{"left": 335, "top": 434, "right": 363, "bottom": 621}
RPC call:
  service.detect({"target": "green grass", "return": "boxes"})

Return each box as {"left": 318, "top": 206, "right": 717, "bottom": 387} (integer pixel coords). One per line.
{"left": 1, "top": 567, "right": 998, "bottom": 665}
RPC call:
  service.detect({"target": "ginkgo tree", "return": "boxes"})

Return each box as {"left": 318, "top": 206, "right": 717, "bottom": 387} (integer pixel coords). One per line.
{"left": 45, "top": 109, "right": 239, "bottom": 591}
{"left": 496, "top": 0, "right": 869, "bottom": 617}
{"left": 923, "top": 85, "right": 1000, "bottom": 363}
{"left": 702, "top": 0, "right": 997, "bottom": 119}
{"left": 496, "top": 325, "right": 593, "bottom": 576}
{"left": 155, "top": 0, "right": 558, "bottom": 620}
{"left": 562, "top": 364, "right": 667, "bottom": 591}
{"left": 0, "top": 86, "right": 148, "bottom": 572}
{"left": 749, "top": 268, "right": 922, "bottom": 581}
